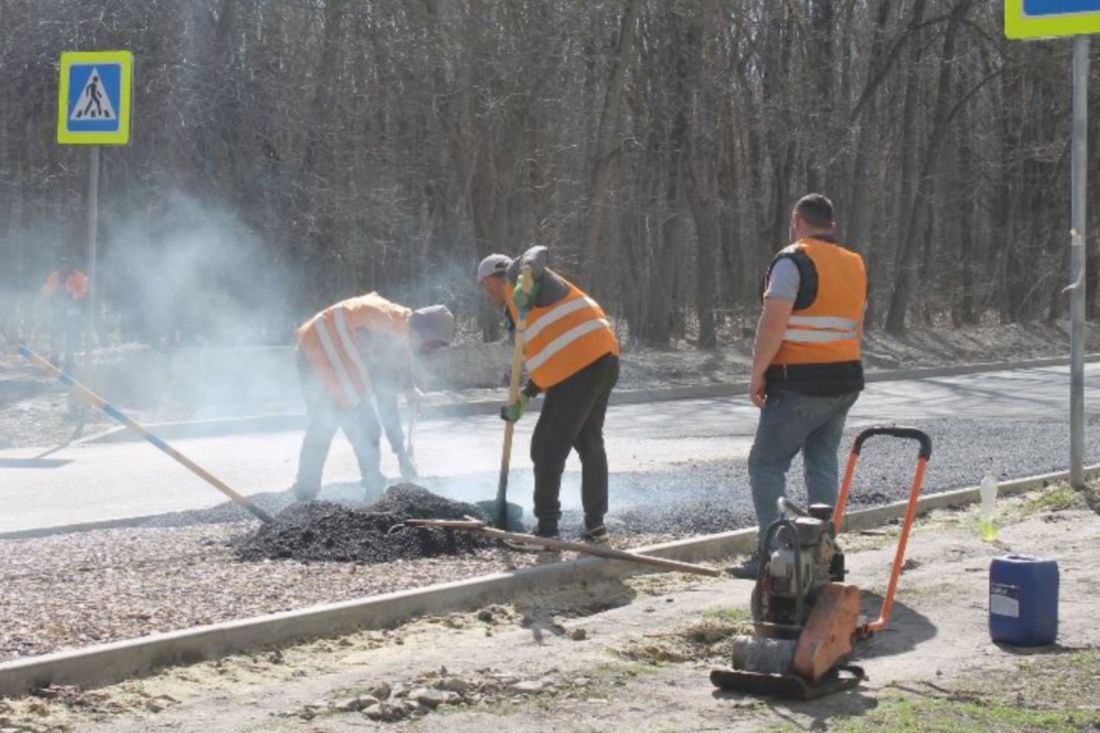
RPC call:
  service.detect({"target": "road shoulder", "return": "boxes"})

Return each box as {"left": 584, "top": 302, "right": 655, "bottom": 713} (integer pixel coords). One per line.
{"left": 3, "top": 483, "right": 1097, "bottom": 732}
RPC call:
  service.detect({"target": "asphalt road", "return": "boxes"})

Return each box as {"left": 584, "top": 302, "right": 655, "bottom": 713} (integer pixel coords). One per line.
{"left": 3, "top": 364, "right": 1100, "bottom": 535}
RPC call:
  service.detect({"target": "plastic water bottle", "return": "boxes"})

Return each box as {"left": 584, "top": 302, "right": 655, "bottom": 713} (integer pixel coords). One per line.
{"left": 980, "top": 474, "right": 998, "bottom": 542}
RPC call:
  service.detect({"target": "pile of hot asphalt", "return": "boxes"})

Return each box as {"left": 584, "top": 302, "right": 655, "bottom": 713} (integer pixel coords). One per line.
{"left": 235, "top": 484, "right": 492, "bottom": 563}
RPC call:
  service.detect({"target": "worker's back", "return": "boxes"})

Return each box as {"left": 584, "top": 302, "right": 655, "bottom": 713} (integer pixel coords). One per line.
{"left": 296, "top": 292, "right": 412, "bottom": 408}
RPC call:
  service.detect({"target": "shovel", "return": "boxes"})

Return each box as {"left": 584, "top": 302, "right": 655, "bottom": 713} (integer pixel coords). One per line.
{"left": 495, "top": 266, "right": 534, "bottom": 529}
{"left": 495, "top": 320, "right": 525, "bottom": 529}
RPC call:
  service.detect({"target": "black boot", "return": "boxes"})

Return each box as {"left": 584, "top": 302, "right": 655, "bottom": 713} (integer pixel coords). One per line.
{"left": 581, "top": 525, "right": 609, "bottom": 544}
{"left": 534, "top": 519, "right": 560, "bottom": 539}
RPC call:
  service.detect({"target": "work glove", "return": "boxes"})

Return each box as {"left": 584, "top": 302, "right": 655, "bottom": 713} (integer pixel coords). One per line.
{"left": 500, "top": 393, "right": 529, "bottom": 423}
{"left": 512, "top": 281, "right": 539, "bottom": 313}
{"left": 512, "top": 267, "right": 538, "bottom": 320}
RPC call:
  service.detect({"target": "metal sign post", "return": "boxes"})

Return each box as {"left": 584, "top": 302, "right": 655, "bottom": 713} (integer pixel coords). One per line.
{"left": 1070, "top": 36, "right": 1089, "bottom": 488}
{"left": 86, "top": 146, "right": 100, "bottom": 343}
{"left": 1006, "top": 2, "right": 1094, "bottom": 488}
{"left": 56, "top": 50, "right": 132, "bottom": 349}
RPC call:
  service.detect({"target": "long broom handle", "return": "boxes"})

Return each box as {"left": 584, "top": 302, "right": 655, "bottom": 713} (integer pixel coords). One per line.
{"left": 19, "top": 345, "right": 274, "bottom": 524}
{"left": 406, "top": 518, "right": 720, "bottom": 577}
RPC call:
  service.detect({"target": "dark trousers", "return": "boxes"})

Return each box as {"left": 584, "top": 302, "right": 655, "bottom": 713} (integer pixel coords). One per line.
{"left": 530, "top": 353, "right": 619, "bottom": 529}
{"left": 49, "top": 303, "right": 82, "bottom": 370}
{"left": 294, "top": 350, "right": 385, "bottom": 498}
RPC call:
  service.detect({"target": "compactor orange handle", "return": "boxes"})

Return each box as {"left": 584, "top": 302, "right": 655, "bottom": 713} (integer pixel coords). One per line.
{"left": 832, "top": 426, "right": 932, "bottom": 531}
{"left": 830, "top": 426, "right": 932, "bottom": 635}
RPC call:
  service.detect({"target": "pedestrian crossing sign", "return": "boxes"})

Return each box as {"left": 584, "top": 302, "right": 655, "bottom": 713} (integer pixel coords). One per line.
{"left": 57, "top": 51, "right": 132, "bottom": 144}
{"left": 1006, "top": 0, "right": 1100, "bottom": 39}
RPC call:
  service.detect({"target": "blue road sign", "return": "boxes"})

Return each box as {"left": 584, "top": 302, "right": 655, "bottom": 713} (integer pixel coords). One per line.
{"left": 67, "top": 64, "right": 121, "bottom": 132}
{"left": 57, "top": 51, "right": 132, "bottom": 145}
{"left": 1023, "top": 0, "right": 1100, "bottom": 14}
{"left": 1007, "top": 0, "right": 1100, "bottom": 37}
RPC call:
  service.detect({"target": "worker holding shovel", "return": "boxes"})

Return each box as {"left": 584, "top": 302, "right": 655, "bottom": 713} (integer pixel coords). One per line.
{"left": 478, "top": 247, "right": 619, "bottom": 542}
{"left": 292, "top": 293, "right": 454, "bottom": 501}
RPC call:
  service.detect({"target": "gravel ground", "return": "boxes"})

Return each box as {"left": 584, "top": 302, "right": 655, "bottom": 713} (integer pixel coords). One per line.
{"left": 2, "top": 414, "right": 1097, "bottom": 664}
{"left": 609, "top": 415, "right": 1100, "bottom": 535}
{"left": 0, "top": 520, "right": 673, "bottom": 663}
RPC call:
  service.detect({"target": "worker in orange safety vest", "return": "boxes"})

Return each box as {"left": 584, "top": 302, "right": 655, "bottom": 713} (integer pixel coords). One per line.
{"left": 40, "top": 256, "right": 88, "bottom": 370}
{"left": 731, "top": 193, "right": 867, "bottom": 579}
{"left": 478, "top": 247, "right": 620, "bottom": 543}
{"left": 292, "top": 292, "right": 454, "bottom": 501}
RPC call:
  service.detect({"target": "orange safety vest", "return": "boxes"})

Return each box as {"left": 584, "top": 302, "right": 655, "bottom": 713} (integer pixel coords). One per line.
{"left": 770, "top": 238, "right": 866, "bottom": 366}
{"left": 296, "top": 293, "right": 411, "bottom": 408}
{"left": 506, "top": 275, "right": 619, "bottom": 390}
{"left": 43, "top": 270, "right": 88, "bottom": 301}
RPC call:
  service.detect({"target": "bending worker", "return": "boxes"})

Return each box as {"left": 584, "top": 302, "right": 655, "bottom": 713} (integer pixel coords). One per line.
{"left": 477, "top": 247, "right": 620, "bottom": 542}
{"left": 292, "top": 292, "right": 454, "bottom": 501}
{"left": 733, "top": 193, "right": 866, "bottom": 578}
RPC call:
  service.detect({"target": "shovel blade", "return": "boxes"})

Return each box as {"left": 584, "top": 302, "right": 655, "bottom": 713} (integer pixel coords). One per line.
{"left": 475, "top": 499, "right": 524, "bottom": 532}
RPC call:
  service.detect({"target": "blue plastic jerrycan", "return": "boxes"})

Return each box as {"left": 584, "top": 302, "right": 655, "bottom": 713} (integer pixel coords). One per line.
{"left": 989, "top": 555, "right": 1059, "bottom": 647}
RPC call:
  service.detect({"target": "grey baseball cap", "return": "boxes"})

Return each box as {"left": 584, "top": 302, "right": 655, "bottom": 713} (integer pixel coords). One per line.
{"left": 477, "top": 254, "right": 512, "bottom": 281}
{"left": 409, "top": 305, "right": 455, "bottom": 345}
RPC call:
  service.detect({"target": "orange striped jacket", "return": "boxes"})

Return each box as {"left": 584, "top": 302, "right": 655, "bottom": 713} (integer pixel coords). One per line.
{"left": 771, "top": 238, "right": 866, "bottom": 366}
{"left": 506, "top": 276, "right": 619, "bottom": 390}
{"left": 296, "top": 293, "right": 410, "bottom": 408}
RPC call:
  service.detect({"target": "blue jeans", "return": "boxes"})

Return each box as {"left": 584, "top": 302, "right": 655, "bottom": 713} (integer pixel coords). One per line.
{"left": 747, "top": 389, "right": 860, "bottom": 534}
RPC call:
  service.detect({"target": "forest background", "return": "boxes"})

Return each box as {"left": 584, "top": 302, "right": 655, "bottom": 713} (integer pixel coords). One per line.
{"left": 0, "top": 0, "right": 1096, "bottom": 349}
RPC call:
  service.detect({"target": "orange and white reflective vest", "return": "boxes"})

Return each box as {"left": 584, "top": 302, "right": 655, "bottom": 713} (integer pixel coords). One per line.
{"left": 296, "top": 293, "right": 410, "bottom": 408}
{"left": 505, "top": 275, "right": 619, "bottom": 390}
{"left": 43, "top": 270, "right": 88, "bottom": 301}
{"left": 770, "top": 237, "right": 866, "bottom": 367}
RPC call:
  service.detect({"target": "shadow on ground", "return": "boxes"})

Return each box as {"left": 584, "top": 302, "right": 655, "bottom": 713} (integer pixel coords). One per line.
{"left": 515, "top": 578, "right": 638, "bottom": 645}
{"left": 0, "top": 457, "right": 71, "bottom": 469}
{"left": 854, "top": 592, "right": 937, "bottom": 661}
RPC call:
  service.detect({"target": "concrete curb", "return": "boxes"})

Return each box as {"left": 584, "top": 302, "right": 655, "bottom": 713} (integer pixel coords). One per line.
{"left": 0, "top": 514, "right": 175, "bottom": 541}
{"left": 78, "top": 353, "right": 1100, "bottom": 444}
{"left": 1, "top": 463, "right": 1096, "bottom": 699}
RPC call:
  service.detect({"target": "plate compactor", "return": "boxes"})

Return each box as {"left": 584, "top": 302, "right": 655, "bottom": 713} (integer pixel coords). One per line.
{"left": 712, "top": 427, "right": 932, "bottom": 699}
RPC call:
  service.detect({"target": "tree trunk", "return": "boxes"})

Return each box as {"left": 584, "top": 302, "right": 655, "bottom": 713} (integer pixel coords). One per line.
{"left": 885, "top": 0, "right": 972, "bottom": 334}
{"left": 579, "top": 0, "right": 640, "bottom": 286}
{"left": 298, "top": 0, "right": 348, "bottom": 302}
{"left": 844, "top": 0, "right": 891, "bottom": 308}
{"left": 684, "top": 8, "right": 718, "bottom": 350}
{"left": 686, "top": 174, "right": 720, "bottom": 349}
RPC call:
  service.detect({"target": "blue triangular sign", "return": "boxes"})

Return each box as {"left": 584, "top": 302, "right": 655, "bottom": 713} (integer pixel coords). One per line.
{"left": 69, "top": 67, "right": 117, "bottom": 122}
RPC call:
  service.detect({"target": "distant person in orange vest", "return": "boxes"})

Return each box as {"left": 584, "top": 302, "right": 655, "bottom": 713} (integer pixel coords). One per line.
{"left": 40, "top": 256, "right": 88, "bottom": 370}
{"left": 292, "top": 293, "right": 454, "bottom": 501}
{"left": 478, "top": 247, "right": 620, "bottom": 542}
{"left": 731, "top": 194, "right": 867, "bottom": 579}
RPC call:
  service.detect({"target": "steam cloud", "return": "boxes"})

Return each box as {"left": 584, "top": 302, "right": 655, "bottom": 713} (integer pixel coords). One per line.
{"left": 100, "top": 190, "right": 294, "bottom": 347}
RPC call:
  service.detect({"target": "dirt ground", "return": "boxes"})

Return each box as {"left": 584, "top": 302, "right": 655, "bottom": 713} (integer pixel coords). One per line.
{"left": 2, "top": 483, "right": 1097, "bottom": 733}
{"left": 3, "top": 320, "right": 1097, "bottom": 451}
